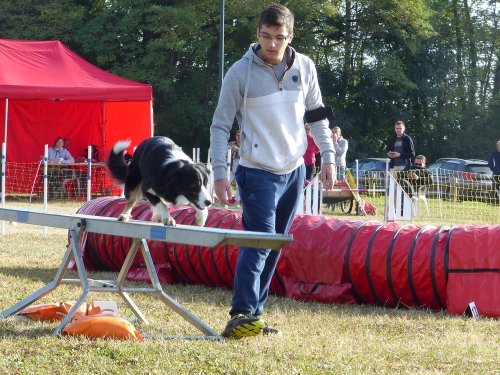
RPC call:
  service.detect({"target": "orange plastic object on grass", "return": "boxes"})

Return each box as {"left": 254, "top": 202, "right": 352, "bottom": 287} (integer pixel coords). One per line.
{"left": 62, "top": 314, "right": 143, "bottom": 342}
{"left": 17, "top": 301, "right": 90, "bottom": 321}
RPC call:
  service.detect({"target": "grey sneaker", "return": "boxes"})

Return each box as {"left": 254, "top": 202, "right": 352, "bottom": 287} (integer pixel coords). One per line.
{"left": 221, "top": 313, "right": 266, "bottom": 339}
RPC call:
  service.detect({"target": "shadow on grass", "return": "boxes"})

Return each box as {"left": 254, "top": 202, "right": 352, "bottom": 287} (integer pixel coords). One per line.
{"left": 0, "top": 320, "right": 57, "bottom": 338}
{"left": 0, "top": 266, "right": 63, "bottom": 283}
{"left": 148, "top": 282, "right": 451, "bottom": 321}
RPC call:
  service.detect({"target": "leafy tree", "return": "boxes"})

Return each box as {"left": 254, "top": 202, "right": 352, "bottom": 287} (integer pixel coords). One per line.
{"left": 0, "top": 0, "right": 497, "bottom": 163}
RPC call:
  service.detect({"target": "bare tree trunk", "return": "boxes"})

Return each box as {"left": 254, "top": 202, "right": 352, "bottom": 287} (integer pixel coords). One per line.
{"left": 452, "top": 0, "right": 467, "bottom": 111}
{"left": 339, "top": 0, "right": 353, "bottom": 102}
{"left": 462, "top": 0, "right": 477, "bottom": 105}
{"left": 493, "top": 51, "right": 500, "bottom": 100}
{"left": 481, "top": 4, "right": 498, "bottom": 106}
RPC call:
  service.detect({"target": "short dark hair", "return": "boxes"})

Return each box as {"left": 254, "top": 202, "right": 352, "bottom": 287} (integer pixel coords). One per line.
{"left": 53, "top": 136, "right": 63, "bottom": 146}
{"left": 394, "top": 120, "right": 405, "bottom": 127}
{"left": 259, "top": 4, "right": 294, "bottom": 34}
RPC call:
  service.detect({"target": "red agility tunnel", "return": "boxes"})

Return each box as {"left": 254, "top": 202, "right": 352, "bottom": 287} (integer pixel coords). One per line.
{"left": 343, "top": 222, "right": 449, "bottom": 310}
{"left": 74, "top": 197, "right": 500, "bottom": 317}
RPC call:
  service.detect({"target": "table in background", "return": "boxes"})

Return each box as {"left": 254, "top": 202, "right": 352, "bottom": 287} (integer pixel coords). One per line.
{"left": 47, "top": 162, "right": 112, "bottom": 198}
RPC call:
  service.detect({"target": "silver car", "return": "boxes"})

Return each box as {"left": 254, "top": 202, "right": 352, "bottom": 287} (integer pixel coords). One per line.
{"left": 426, "top": 158, "right": 493, "bottom": 202}
{"left": 348, "top": 158, "right": 389, "bottom": 191}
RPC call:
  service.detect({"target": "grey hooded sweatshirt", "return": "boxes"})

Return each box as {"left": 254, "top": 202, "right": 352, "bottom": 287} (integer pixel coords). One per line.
{"left": 210, "top": 43, "right": 334, "bottom": 181}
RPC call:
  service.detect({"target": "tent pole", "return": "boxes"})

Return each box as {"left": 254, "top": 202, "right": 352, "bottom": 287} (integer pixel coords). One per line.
{"left": 1, "top": 143, "right": 5, "bottom": 234}
{"left": 150, "top": 99, "right": 154, "bottom": 136}
{"left": 102, "top": 101, "right": 106, "bottom": 149}
{"left": 3, "top": 98, "right": 8, "bottom": 147}
{"left": 2, "top": 100, "right": 7, "bottom": 234}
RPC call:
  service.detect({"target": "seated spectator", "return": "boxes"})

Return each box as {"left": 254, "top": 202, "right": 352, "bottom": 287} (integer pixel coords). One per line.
{"left": 77, "top": 145, "right": 101, "bottom": 193}
{"left": 81, "top": 145, "right": 100, "bottom": 162}
{"left": 47, "top": 136, "right": 75, "bottom": 197}
{"left": 48, "top": 136, "right": 75, "bottom": 164}
{"left": 63, "top": 137, "right": 72, "bottom": 153}
{"left": 397, "top": 155, "right": 433, "bottom": 201}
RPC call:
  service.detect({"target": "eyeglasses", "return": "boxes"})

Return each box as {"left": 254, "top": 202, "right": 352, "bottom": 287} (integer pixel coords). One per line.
{"left": 414, "top": 163, "right": 424, "bottom": 167}
{"left": 259, "top": 32, "right": 289, "bottom": 44}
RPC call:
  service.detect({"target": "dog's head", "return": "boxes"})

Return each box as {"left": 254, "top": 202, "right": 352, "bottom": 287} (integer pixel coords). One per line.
{"left": 166, "top": 162, "right": 212, "bottom": 210}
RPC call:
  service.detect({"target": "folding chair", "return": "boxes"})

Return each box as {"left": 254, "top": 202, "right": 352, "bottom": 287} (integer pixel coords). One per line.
{"left": 61, "top": 168, "right": 81, "bottom": 198}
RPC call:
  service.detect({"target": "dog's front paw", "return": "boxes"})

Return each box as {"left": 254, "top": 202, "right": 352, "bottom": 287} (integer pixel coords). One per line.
{"left": 195, "top": 208, "right": 208, "bottom": 227}
{"left": 163, "top": 217, "right": 176, "bottom": 226}
{"left": 117, "top": 213, "right": 132, "bottom": 222}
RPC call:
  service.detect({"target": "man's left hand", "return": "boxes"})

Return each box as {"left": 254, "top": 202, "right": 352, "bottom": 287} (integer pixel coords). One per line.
{"left": 321, "top": 163, "right": 336, "bottom": 190}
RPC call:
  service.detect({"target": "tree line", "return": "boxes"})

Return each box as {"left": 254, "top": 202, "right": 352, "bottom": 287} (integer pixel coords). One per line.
{"left": 0, "top": 0, "right": 498, "bottom": 163}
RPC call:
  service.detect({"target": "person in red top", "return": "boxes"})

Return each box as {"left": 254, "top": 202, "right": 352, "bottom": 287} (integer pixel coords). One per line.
{"left": 303, "top": 123, "right": 320, "bottom": 180}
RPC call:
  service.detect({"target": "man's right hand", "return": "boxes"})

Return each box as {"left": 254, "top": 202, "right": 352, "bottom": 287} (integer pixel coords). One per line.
{"left": 387, "top": 151, "right": 400, "bottom": 158}
{"left": 214, "top": 178, "right": 233, "bottom": 205}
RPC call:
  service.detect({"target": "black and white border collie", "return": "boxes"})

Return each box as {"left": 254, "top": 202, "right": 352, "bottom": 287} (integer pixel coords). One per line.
{"left": 106, "top": 136, "right": 212, "bottom": 227}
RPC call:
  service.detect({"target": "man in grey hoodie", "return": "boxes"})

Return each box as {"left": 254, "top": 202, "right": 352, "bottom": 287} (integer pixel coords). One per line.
{"left": 210, "top": 4, "right": 336, "bottom": 339}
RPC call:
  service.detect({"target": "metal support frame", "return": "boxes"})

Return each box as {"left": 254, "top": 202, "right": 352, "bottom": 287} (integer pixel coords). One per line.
{"left": 0, "top": 207, "right": 292, "bottom": 340}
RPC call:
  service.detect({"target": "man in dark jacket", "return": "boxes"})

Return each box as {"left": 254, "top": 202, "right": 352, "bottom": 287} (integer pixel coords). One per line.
{"left": 387, "top": 120, "right": 415, "bottom": 173}
{"left": 488, "top": 140, "right": 500, "bottom": 204}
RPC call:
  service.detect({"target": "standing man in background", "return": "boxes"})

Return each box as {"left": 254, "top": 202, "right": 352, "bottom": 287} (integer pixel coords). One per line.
{"left": 210, "top": 4, "right": 335, "bottom": 339}
{"left": 331, "top": 126, "right": 348, "bottom": 181}
{"left": 488, "top": 140, "right": 500, "bottom": 205}
{"left": 387, "top": 120, "right": 415, "bottom": 174}
{"left": 304, "top": 123, "right": 320, "bottom": 180}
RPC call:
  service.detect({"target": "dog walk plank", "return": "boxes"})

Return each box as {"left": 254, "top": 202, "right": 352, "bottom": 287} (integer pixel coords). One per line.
{"left": 0, "top": 207, "right": 292, "bottom": 249}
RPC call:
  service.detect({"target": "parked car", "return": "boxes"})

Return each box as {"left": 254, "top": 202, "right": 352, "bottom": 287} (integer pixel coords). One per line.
{"left": 348, "top": 158, "right": 389, "bottom": 191}
{"left": 426, "top": 158, "right": 493, "bottom": 202}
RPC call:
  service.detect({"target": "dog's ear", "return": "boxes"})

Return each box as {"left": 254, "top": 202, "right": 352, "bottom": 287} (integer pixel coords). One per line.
{"left": 194, "top": 164, "right": 210, "bottom": 184}
{"left": 159, "top": 160, "right": 185, "bottom": 184}
{"left": 164, "top": 161, "right": 193, "bottom": 182}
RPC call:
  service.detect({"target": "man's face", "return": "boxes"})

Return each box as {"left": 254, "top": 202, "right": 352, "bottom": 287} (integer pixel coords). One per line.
{"left": 257, "top": 24, "right": 292, "bottom": 65}
{"left": 497, "top": 142, "right": 500, "bottom": 152}
{"left": 395, "top": 124, "right": 405, "bottom": 136}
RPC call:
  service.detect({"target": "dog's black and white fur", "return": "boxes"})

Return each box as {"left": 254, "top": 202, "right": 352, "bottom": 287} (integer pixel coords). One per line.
{"left": 107, "top": 136, "right": 212, "bottom": 226}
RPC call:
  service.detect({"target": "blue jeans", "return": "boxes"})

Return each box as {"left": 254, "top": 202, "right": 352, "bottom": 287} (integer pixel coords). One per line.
{"left": 230, "top": 164, "right": 305, "bottom": 316}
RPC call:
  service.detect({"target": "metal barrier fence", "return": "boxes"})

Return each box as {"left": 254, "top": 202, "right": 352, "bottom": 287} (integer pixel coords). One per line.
{"left": 2, "top": 149, "right": 499, "bottom": 225}
{"left": 301, "top": 165, "right": 499, "bottom": 225}
{"left": 352, "top": 166, "right": 499, "bottom": 224}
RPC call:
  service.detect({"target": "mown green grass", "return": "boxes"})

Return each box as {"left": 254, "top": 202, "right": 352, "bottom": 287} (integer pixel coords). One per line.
{"left": 324, "top": 194, "right": 500, "bottom": 226}
{"left": 0, "top": 201, "right": 499, "bottom": 374}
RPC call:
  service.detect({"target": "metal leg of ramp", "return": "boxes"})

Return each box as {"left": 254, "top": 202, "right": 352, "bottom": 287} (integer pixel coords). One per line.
{"left": 1, "top": 223, "right": 221, "bottom": 340}
{"left": 0, "top": 207, "right": 293, "bottom": 340}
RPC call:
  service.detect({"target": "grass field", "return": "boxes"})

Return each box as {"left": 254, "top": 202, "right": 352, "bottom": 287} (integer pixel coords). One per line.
{"left": 0, "top": 201, "right": 499, "bottom": 374}
{"left": 323, "top": 194, "right": 500, "bottom": 226}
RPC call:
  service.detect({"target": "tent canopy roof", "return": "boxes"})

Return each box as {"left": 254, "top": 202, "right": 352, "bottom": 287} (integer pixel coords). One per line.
{"left": 0, "top": 39, "right": 152, "bottom": 101}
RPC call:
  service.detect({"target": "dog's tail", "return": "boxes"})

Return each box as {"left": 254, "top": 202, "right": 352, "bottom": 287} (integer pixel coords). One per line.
{"left": 106, "top": 140, "right": 131, "bottom": 182}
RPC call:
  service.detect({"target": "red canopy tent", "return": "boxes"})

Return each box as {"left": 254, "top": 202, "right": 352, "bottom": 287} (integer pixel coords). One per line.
{"left": 0, "top": 39, "right": 154, "bottom": 163}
